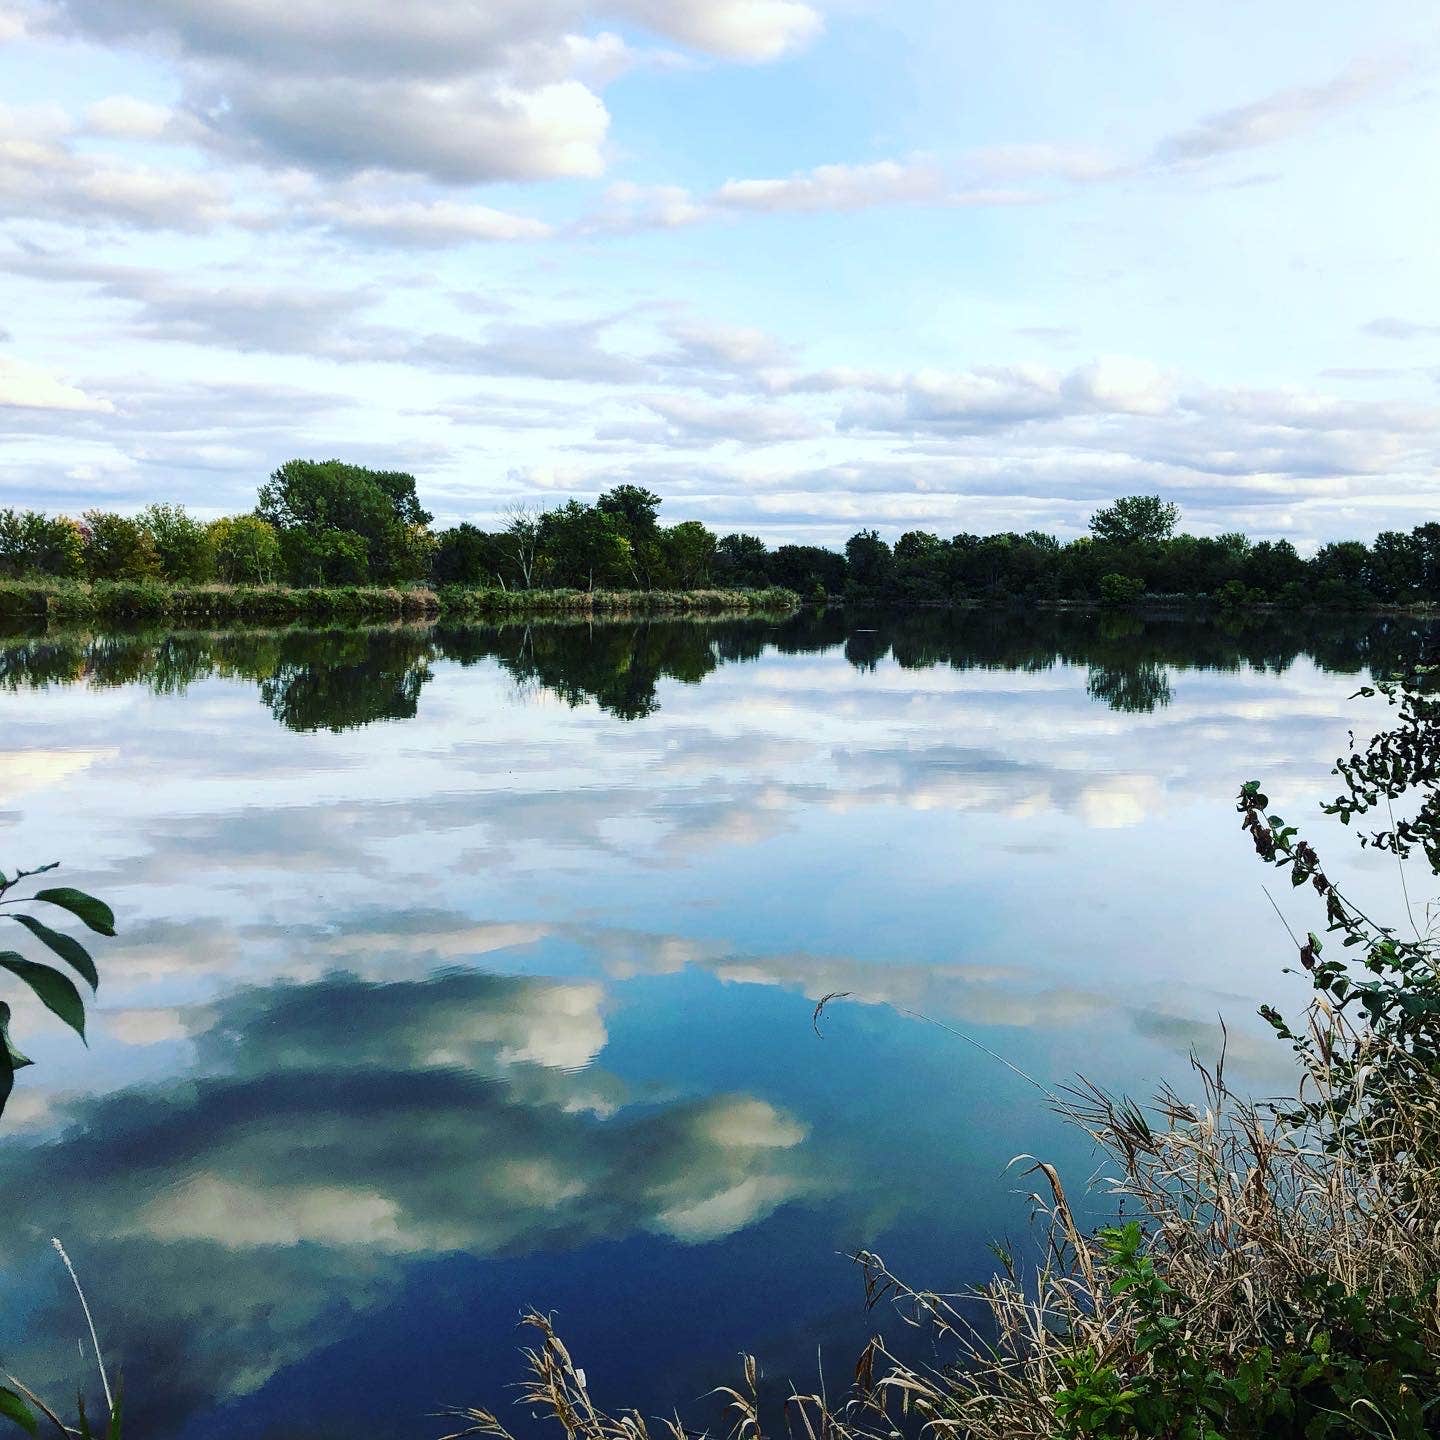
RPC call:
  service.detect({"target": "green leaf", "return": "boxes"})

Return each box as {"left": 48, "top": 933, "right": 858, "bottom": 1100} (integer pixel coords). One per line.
{"left": 32, "top": 888, "right": 115, "bottom": 938}
{"left": 0, "top": 954, "right": 86, "bottom": 1041}
{"left": 0, "top": 1388, "right": 37, "bottom": 1435}
{"left": 0, "top": 1001, "right": 30, "bottom": 1070}
{"left": 5, "top": 914, "right": 98, "bottom": 990}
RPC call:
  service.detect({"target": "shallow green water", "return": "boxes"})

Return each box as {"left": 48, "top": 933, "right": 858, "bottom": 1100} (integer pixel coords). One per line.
{"left": 0, "top": 608, "right": 1428, "bottom": 1438}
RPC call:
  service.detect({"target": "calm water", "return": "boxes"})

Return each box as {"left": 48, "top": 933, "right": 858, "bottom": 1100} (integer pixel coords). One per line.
{"left": 0, "top": 608, "right": 1429, "bottom": 1438}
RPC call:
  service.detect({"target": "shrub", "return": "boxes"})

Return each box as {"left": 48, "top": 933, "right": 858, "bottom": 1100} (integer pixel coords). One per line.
{"left": 1098, "top": 572, "right": 1145, "bottom": 608}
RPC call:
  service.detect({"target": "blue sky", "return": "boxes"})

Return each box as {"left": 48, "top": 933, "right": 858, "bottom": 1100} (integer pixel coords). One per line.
{"left": 1, "top": 0, "right": 1437, "bottom": 546}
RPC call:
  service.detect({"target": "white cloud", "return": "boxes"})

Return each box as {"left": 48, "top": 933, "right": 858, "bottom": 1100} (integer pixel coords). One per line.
{"left": 0, "top": 105, "right": 231, "bottom": 228}
{"left": 638, "top": 391, "right": 822, "bottom": 445}
{"left": 306, "top": 195, "right": 554, "bottom": 245}
{"left": 206, "top": 73, "right": 610, "bottom": 183}
{"left": 43, "top": 0, "right": 822, "bottom": 187}
{"left": 1154, "top": 58, "right": 1401, "bottom": 165}
{"left": 716, "top": 159, "right": 948, "bottom": 213}
{"left": 613, "top": 0, "right": 821, "bottom": 62}
{"left": 0, "top": 356, "right": 112, "bottom": 411}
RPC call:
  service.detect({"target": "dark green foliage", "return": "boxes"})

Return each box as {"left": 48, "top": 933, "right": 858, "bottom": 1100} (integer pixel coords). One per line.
{"left": 81, "top": 513, "right": 159, "bottom": 581}
{"left": 1091, "top": 494, "right": 1180, "bottom": 545}
{"left": 1240, "top": 658, "right": 1440, "bottom": 1145}
{"left": 1053, "top": 1223, "right": 1438, "bottom": 1440}
{"left": 536, "top": 501, "right": 630, "bottom": 589}
{"left": 138, "top": 504, "right": 214, "bottom": 583}
{"left": 0, "top": 510, "right": 86, "bottom": 579}
{"left": 9, "top": 478, "right": 1440, "bottom": 611}
{"left": 714, "top": 533, "right": 770, "bottom": 587}
{"left": 0, "top": 1389, "right": 35, "bottom": 1435}
{"left": 768, "top": 543, "right": 847, "bottom": 597}
{"left": 209, "top": 516, "right": 281, "bottom": 584}
{"left": 595, "top": 484, "right": 662, "bottom": 538}
{"left": 1098, "top": 573, "right": 1145, "bottom": 607}
{"left": 432, "top": 524, "right": 509, "bottom": 587}
{"left": 0, "top": 863, "right": 111, "bottom": 1121}
{"left": 844, "top": 529, "right": 893, "bottom": 600}
{"left": 257, "top": 459, "right": 433, "bottom": 584}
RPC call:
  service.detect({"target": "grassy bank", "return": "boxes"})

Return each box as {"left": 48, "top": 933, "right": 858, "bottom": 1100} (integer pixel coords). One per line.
{"left": 0, "top": 580, "right": 800, "bottom": 624}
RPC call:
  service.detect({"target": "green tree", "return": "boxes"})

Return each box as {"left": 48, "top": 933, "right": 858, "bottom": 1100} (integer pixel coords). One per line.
{"left": 0, "top": 510, "right": 86, "bottom": 579}
{"left": 537, "top": 501, "right": 630, "bottom": 590}
{"left": 660, "top": 520, "right": 717, "bottom": 588}
{"left": 595, "top": 485, "right": 662, "bottom": 540}
{"left": 140, "top": 503, "right": 215, "bottom": 583}
{"left": 844, "top": 529, "right": 894, "bottom": 599}
{"left": 208, "top": 515, "right": 281, "bottom": 583}
{"left": 280, "top": 527, "right": 370, "bottom": 585}
{"left": 714, "top": 533, "right": 770, "bottom": 587}
{"left": 82, "top": 511, "right": 160, "bottom": 581}
{"left": 257, "top": 460, "right": 434, "bottom": 584}
{"left": 432, "top": 524, "right": 508, "bottom": 587}
{"left": 1090, "top": 495, "right": 1180, "bottom": 546}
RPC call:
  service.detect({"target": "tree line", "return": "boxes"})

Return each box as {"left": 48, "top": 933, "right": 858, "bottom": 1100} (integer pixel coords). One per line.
{"left": 3, "top": 463, "right": 1438, "bottom": 608}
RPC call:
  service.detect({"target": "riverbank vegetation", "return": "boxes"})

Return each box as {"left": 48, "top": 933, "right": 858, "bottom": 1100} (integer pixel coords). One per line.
{"left": 0, "top": 580, "right": 797, "bottom": 625}
{"left": 453, "top": 660, "right": 1440, "bottom": 1436}
{"left": 3, "top": 464, "right": 1438, "bottom": 612}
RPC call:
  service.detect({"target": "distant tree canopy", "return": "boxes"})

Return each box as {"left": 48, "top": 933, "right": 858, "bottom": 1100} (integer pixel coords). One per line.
{"left": 1090, "top": 494, "right": 1180, "bottom": 546}
{"left": 5, "top": 477, "right": 1440, "bottom": 611}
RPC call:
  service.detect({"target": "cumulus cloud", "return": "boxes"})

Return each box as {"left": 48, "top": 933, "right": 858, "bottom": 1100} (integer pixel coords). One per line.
{"left": 0, "top": 355, "right": 112, "bottom": 411}
{"left": 204, "top": 72, "right": 610, "bottom": 183}
{"left": 42, "top": 0, "right": 821, "bottom": 186}
{"left": 614, "top": 0, "right": 821, "bottom": 61}
{"left": 0, "top": 104, "right": 231, "bottom": 229}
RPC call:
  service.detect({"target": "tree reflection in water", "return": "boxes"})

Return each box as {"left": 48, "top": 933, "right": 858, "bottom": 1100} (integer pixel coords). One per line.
{"left": 0, "top": 608, "right": 1432, "bottom": 728}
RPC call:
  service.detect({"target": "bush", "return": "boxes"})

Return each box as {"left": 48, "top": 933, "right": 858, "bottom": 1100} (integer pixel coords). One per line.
{"left": 1098, "top": 572, "right": 1145, "bottom": 608}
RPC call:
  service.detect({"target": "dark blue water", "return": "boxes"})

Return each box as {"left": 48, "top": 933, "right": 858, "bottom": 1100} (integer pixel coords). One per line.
{"left": 0, "top": 609, "right": 1424, "bottom": 1437}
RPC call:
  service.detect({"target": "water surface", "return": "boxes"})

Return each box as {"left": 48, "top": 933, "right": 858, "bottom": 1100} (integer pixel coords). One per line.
{"left": 0, "top": 609, "right": 1428, "bottom": 1438}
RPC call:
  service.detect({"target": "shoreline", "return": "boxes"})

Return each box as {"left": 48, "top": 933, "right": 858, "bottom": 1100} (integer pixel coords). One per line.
{"left": 1, "top": 578, "right": 1435, "bottom": 630}
{"left": 0, "top": 580, "right": 802, "bottom": 625}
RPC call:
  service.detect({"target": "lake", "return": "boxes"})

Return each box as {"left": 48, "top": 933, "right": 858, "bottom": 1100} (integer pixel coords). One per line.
{"left": 0, "top": 607, "right": 1428, "bottom": 1438}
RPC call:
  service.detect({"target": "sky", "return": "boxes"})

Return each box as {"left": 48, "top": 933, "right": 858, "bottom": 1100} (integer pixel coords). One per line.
{"left": 0, "top": 0, "right": 1438, "bottom": 547}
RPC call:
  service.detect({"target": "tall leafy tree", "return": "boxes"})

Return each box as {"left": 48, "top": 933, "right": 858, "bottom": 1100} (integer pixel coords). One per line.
{"left": 1089, "top": 494, "right": 1180, "bottom": 545}
{"left": 537, "top": 501, "right": 630, "bottom": 590}
{"left": 82, "top": 511, "right": 161, "bottom": 581}
{"left": 140, "top": 503, "right": 216, "bottom": 583}
{"left": 257, "top": 460, "right": 434, "bottom": 584}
